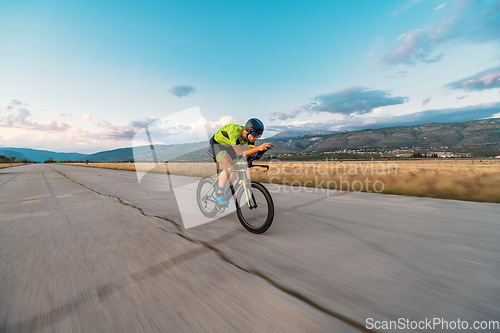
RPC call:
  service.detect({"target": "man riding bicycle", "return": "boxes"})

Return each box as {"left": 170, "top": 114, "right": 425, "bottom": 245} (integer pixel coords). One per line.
{"left": 209, "top": 118, "right": 273, "bottom": 206}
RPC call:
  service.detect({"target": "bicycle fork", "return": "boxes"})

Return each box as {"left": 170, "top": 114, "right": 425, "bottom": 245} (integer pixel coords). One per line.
{"left": 241, "top": 181, "right": 258, "bottom": 209}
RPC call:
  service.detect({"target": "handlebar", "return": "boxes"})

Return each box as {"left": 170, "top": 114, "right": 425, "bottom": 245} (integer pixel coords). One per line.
{"left": 246, "top": 150, "right": 269, "bottom": 171}
{"left": 247, "top": 150, "right": 265, "bottom": 163}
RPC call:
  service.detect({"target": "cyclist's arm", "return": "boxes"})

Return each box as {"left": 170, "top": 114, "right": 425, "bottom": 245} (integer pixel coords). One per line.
{"left": 243, "top": 146, "right": 260, "bottom": 157}
{"left": 232, "top": 143, "right": 273, "bottom": 157}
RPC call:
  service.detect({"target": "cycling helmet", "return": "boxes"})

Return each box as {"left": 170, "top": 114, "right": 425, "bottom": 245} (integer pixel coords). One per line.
{"left": 245, "top": 118, "right": 264, "bottom": 138}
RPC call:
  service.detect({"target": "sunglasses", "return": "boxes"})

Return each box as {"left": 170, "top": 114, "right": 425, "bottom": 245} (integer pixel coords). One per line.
{"left": 249, "top": 131, "right": 262, "bottom": 138}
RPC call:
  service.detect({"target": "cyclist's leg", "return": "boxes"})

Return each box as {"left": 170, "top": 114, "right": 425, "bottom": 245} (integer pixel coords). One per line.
{"left": 216, "top": 152, "right": 234, "bottom": 196}
{"left": 212, "top": 140, "right": 238, "bottom": 200}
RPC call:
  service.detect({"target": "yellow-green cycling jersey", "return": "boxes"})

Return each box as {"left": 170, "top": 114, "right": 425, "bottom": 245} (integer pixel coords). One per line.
{"left": 213, "top": 124, "right": 255, "bottom": 148}
{"left": 210, "top": 124, "right": 255, "bottom": 162}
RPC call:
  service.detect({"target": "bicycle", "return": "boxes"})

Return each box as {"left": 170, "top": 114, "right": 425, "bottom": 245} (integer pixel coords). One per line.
{"left": 196, "top": 150, "right": 274, "bottom": 234}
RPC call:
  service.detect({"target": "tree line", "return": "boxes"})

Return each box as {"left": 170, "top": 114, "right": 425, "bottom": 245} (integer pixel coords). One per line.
{"left": 1, "top": 156, "right": 93, "bottom": 163}
{"left": 0, "top": 155, "right": 35, "bottom": 163}
{"left": 411, "top": 153, "right": 439, "bottom": 158}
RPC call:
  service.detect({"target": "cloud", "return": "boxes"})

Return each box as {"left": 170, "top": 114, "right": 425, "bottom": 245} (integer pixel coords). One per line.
{"left": 40, "top": 121, "right": 72, "bottom": 132}
{"left": 1, "top": 100, "right": 31, "bottom": 126}
{"left": 2, "top": 100, "right": 222, "bottom": 146}
{"left": 5, "top": 108, "right": 32, "bottom": 126}
{"left": 192, "top": 115, "right": 239, "bottom": 134}
{"left": 169, "top": 85, "right": 197, "bottom": 97}
{"left": 381, "top": 29, "right": 443, "bottom": 65}
{"left": 269, "top": 108, "right": 302, "bottom": 121}
{"left": 446, "top": 66, "right": 500, "bottom": 91}
{"left": 386, "top": 70, "right": 408, "bottom": 80}
{"left": 381, "top": 0, "right": 500, "bottom": 66}
{"left": 0, "top": 101, "right": 72, "bottom": 132}
{"left": 305, "top": 87, "right": 408, "bottom": 116}
{"left": 269, "top": 87, "right": 408, "bottom": 121}
{"left": 79, "top": 114, "right": 162, "bottom": 141}
{"left": 130, "top": 116, "right": 158, "bottom": 128}
{"left": 0, "top": 99, "right": 178, "bottom": 152}
{"left": 131, "top": 113, "right": 240, "bottom": 147}
{"left": 82, "top": 113, "right": 111, "bottom": 128}
{"left": 369, "top": 102, "right": 500, "bottom": 128}
{"left": 434, "top": 3, "right": 447, "bottom": 11}
{"left": 393, "top": 0, "right": 423, "bottom": 16}
{"left": 83, "top": 114, "right": 160, "bottom": 140}
{"left": 83, "top": 113, "right": 237, "bottom": 143}
{"left": 422, "top": 97, "right": 431, "bottom": 106}
{"left": 269, "top": 102, "right": 499, "bottom": 133}
{"left": 0, "top": 99, "right": 162, "bottom": 144}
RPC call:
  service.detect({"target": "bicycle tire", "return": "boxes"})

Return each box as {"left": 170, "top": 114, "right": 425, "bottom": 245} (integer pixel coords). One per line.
{"left": 196, "top": 177, "right": 218, "bottom": 218}
{"left": 235, "top": 181, "right": 274, "bottom": 234}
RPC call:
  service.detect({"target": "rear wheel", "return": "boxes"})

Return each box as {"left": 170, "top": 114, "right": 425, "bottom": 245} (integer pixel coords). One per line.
{"left": 235, "top": 181, "right": 274, "bottom": 234}
{"left": 196, "top": 177, "right": 218, "bottom": 218}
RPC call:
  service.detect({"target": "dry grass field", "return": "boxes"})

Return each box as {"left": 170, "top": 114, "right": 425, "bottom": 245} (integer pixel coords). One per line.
{"left": 63, "top": 162, "right": 217, "bottom": 177}
{"left": 251, "top": 159, "right": 500, "bottom": 203}
{"left": 0, "top": 163, "right": 23, "bottom": 169}
{"left": 63, "top": 160, "right": 500, "bottom": 203}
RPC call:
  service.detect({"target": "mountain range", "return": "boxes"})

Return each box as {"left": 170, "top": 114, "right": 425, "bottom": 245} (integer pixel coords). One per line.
{"left": 268, "top": 118, "right": 500, "bottom": 153}
{"left": 2, "top": 118, "right": 499, "bottom": 162}
{"left": 267, "top": 130, "right": 334, "bottom": 140}
{"left": 0, "top": 148, "right": 87, "bottom": 163}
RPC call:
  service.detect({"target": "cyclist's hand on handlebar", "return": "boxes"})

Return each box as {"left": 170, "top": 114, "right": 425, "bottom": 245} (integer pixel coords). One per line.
{"left": 258, "top": 142, "right": 274, "bottom": 151}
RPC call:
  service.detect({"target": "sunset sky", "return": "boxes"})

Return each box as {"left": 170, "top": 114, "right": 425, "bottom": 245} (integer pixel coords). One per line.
{"left": 1, "top": 0, "right": 499, "bottom": 153}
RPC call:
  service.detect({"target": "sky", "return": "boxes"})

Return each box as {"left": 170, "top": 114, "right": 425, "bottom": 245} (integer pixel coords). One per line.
{"left": 0, "top": 0, "right": 499, "bottom": 153}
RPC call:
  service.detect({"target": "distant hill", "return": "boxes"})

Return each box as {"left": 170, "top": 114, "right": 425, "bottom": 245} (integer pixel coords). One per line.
{"left": 84, "top": 147, "right": 133, "bottom": 162}
{"left": 166, "top": 118, "right": 500, "bottom": 160}
{"left": 0, "top": 148, "right": 87, "bottom": 162}
{"left": 0, "top": 149, "right": 28, "bottom": 161}
{"left": 267, "top": 130, "right": 334, "bottom": 140}
{"left": 3, "top": 118, "right": 499, "bottom": 162}
{"left": 85, "top": 142, "right": 209, "bottom": 162}
{"left": 270, "top": 118, "right": 500, "bottom": 153}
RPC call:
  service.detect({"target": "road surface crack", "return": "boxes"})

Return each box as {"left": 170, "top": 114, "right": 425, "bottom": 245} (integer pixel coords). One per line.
{"left": 49, "top": 166, "right": 373, "bottom": 332}
{"left": 50, "top": 166, "right": 184, "bottom": 232}
{"left": 0, "top": 172, "right": 21, "bottom": 190}
{"left": 199, "top": 240, "right": 373, "bottom": 332}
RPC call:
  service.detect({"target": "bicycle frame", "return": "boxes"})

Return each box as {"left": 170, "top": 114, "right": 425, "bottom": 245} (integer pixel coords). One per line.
{"left": 201, "top": 163, "right": 254, "bottom": 207}
{"left": 201, "top": 149, "right": 269, "bottom": 209}
{"left": 197, "top": 150, "right": 274, "bottom": 233}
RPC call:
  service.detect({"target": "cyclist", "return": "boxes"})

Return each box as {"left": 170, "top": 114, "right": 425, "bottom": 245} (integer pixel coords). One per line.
{"left": 209, "top": 118, "right": 273, "bottom": 206}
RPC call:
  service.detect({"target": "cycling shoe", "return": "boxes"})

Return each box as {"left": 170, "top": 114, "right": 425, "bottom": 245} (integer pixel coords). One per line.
{"left": 215, "top": 195, "right": 230, "bottom": 206}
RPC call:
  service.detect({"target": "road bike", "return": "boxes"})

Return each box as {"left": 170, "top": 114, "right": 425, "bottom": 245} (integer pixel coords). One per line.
{"left": 196, "top": 150, "right": 274, "bottom": 234}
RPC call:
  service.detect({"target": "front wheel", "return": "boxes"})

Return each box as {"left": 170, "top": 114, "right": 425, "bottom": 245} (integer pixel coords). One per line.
{"left": 235, "top": 181, "right": 274, "bottom": 234}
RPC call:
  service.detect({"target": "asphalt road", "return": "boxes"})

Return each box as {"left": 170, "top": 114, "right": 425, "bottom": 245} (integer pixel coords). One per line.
{"left": 1, "top": 164, "right": 499, "bottom": 332}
